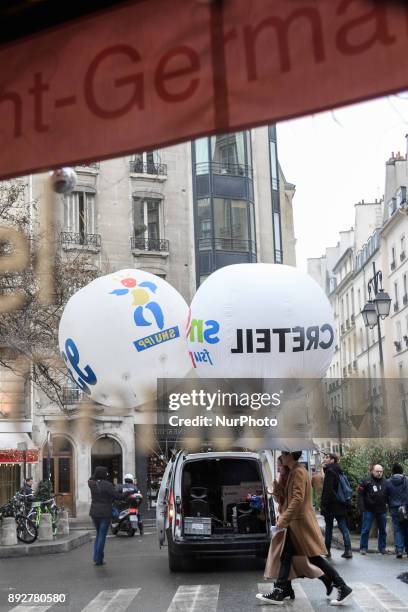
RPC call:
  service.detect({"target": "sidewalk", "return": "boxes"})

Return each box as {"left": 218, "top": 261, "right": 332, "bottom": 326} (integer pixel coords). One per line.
{"left": 316, "top": 514, "right": 394, "bottom": 554}
{"left": 0, "top": 531, "right": 90, "bottom": 559}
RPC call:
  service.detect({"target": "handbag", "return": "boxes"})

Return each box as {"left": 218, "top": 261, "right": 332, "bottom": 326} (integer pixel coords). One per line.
{"left": 397, "top": 476, "right": 408, "bottom": 523}
{"left": 397, "top": 504, "right": 408, "bottom": 523}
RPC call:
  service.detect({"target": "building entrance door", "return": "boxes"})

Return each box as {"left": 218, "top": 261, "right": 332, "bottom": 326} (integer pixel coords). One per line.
{"left": 42, "top": 436, "right": 74, "bottom": 516}
{"left": 91, "top": 437, "right": 122, "bottom": 485}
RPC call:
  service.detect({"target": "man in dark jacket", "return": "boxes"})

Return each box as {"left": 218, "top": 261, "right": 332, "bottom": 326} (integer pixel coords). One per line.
{"left": 320, "top": 453, "right": 352, "bottom": 559}
{"left": 358, "top": 464, "right": 387, "bottom": 554}
{"left": 115, "top": 474, "right": 143, "bottom": 534}
{"left": 88, "top": 466, "right": 123, "bottom": 566}
{"left": 385, "top": 463, "right": 408, "bottom": 558}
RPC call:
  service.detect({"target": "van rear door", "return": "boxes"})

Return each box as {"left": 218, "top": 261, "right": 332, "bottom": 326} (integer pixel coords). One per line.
{"left": 259, "top": 450, "right": 276, "bottom": 527}
{"left": 156, "top": 455, "right": 177, "bottom": 547}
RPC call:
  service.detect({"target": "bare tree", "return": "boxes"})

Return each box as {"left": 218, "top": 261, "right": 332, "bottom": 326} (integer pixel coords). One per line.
{"left": 0, "top": 179, "right": 98, "bottom": 413}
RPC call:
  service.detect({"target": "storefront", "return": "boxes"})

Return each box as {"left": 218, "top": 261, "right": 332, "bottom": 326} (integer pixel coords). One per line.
{"left": 0, "top": 432, "right": 39, "bottom": 506}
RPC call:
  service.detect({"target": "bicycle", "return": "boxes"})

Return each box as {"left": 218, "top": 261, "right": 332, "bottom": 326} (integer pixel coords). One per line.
{"left": 0, "top": 496, "right": 38, "bottom": 544}
{"left": 28, "top": 494, "right": 64, "bottom": 535}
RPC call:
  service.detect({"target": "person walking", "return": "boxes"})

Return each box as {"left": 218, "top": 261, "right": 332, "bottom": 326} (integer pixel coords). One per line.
{"left": 320, "top": 453, "right": 352, "bottom": 559}
{"left": 385, "top": 463, "right": 408, "bottom": 559}
{"left": 88, "top": 466, "right": 123, "bottom": 566}
{"left": 256, "top": 451, "right": 353, "bottom": 606}
{"left": 358, "top": 464, "right": 387, "bottom": 555}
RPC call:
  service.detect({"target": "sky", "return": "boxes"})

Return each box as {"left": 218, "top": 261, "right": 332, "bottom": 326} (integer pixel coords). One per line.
{"left": 276, "top": 93, "right": 408, "bottom": 270}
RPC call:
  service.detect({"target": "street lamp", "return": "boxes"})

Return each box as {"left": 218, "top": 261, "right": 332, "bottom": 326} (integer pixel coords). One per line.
{"left": 361, "top": 262, "right": 391, "bottom": 369}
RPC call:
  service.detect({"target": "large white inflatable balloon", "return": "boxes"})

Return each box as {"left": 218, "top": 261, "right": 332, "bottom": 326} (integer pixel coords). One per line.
{"left": 187, "top": 263, "right": 335, "bottom": 379}
{"left": 59, "top": 269, "right": 191, "bottom": 408}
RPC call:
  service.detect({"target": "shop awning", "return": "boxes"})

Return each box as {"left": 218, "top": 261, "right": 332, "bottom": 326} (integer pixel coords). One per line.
{"left": 0, "top": 432, "right": 39, "bottom": 463}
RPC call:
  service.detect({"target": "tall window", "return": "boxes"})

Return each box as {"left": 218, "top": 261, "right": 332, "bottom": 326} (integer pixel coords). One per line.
{"left": 133, "top": 198, "right": 161, "bottom": 240}
{"left": 132, "top": 150, "right": 161, "bottom": 174}
{"left": 394, "top": 281, "right": 399, "bottom": 305}
{"left": 211, "top": 133, "right": 245, "bottom": 172}
{"left": 403, "top": 273, "right": 407, "bottom": 298}
{"left": 213, "top": 198, "right": 252, "bottom": 251}
{"left": 64, "top": 191, "right": 96, "bottom": 237}
{"left": 401, "top": 234, "right": 406, "bottom": 256}
{"left": 197, "top": 198, "right": 211, "bottom": 247}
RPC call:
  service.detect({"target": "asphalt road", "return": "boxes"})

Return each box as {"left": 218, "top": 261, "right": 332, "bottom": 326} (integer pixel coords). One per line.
{"left": 1, "top": 530, "right": 408, "bottom": 611}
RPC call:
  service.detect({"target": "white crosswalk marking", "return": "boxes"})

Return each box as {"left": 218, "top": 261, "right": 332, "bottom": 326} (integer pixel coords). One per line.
{"left": 8, "top": 607, "right": 53, "bottom": 612}
{"left": 258, "top": 582, "right": 314, "bottom": 610}
{"left": 351, "top": 583, "right": 408, "bottom": 611}
{"left": 80, "top": 588, "right": 141, "bottom": 612}
{"left": 167, "top": 585, "right": 219, "bottom": 611}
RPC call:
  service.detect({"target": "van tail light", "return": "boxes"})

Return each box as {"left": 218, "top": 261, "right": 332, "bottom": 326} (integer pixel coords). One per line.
{"left": 168, "top": 491, "right": 174, "bottom": 524}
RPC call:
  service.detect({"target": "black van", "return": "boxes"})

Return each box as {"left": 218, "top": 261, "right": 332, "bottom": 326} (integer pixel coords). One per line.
{"left": 156, "top": 450, "right": 276, "bottom": 571}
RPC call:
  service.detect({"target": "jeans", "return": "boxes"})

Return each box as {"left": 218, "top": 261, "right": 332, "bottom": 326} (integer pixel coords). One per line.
{"left": 390, "top": 509, "right": 408, "bottom": 554}
{"left": 324, "top": 515, "right": 351, "bottom": 551}
{"left": 359, "top": 511, "right": 387, "bottom": 552}
{"left": 277, "top": 529, "right": 344, "bottom": 587}
{"left": 92, "top": 517, "right": 111, "bottom": 564}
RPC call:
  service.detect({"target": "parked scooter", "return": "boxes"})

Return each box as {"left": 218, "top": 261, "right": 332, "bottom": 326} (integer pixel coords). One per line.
{"left": 111, "top": 492, "right": 143, "bottom": 537}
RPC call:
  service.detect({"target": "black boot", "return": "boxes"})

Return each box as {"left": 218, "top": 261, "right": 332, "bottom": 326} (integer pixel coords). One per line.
{"left": 319, "top": 574, "right": 334, "bottom": 599}
{"left": 256, "top": 582, "right": 295, "bottom": 605}
{"left": 341, "top": 548, "right": 353, "bottom": 559}
{"left": 325, "top": 547, "right": 332, "bottom": 559}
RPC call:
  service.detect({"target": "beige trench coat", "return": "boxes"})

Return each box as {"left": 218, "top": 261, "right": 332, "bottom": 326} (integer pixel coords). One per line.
{"left": 264, "top": 464, "right": 326, "bottom": 580}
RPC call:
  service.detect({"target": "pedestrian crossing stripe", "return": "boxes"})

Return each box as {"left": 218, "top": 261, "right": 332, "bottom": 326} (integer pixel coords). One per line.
{"left": 167, "top": 585, "right": 219, "bottom": 611}
{"left": 6, "top": 582, "right": 408, "bottom": 612}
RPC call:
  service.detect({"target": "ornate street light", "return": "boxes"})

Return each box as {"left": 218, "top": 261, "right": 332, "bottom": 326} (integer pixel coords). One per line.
{"left": 361, "top": 262, "right": 391, "bottom": 369}
{"left": 361, "top": 300, "right": 377, "bottom": 329}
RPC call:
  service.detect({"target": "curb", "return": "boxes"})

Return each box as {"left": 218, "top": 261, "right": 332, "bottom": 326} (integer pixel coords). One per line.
{"left": 0, "top": 531, "right": 90, "bottom": 558}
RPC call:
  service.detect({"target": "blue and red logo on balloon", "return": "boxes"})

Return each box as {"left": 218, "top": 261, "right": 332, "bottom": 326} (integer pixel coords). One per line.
{"left": 110, "top": 276, "right": 180, "bottom": 351}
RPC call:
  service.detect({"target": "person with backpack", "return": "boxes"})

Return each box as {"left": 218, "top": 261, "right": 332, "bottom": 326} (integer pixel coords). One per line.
{"left": 320, "top": 453, "right": 353, "bottom": 559}
{"left": 385, "top": 463, "right": 408, "bottom": 558}
{"left": 358, "top": 464, "right": 387, "bottom": 554}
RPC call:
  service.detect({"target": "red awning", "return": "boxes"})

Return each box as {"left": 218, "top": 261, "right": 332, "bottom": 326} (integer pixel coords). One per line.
{"left": 0, "top": 0, "right": 407, "bottom": 180}
{"left": 0, "top": 433, "right": 39, "bottom": 463}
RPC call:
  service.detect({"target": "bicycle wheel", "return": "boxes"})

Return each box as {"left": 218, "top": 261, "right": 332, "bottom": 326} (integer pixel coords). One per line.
{"left": 16, "top": 516, "right": 38, "bottom": 544}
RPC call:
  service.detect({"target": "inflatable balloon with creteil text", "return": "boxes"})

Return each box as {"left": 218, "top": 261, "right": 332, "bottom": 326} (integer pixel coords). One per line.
{"left": 187, "top": 263, "right": 335, "bottom": 383}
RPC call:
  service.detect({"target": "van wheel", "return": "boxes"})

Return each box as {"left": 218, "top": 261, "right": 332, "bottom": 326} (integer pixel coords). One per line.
{"left": 168, "top": 551, "right": 186, "bottom": 572}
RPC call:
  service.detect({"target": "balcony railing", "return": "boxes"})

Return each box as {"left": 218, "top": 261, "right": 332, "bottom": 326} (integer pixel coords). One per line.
{"left": 60, "top": 231, "right": 101, "bottom": 248}
{"left": 394, "top": 302, "right": 399, "bottom": 313}
{"left": 195, "top": 161, "right": 253, "bottom": 180}
{"left": 76, "top": 162, "right": 99, "bottom": 170}
{"left": 62, "top": 387, "right": 83, "bottom": 405}
{"left": 199, "top": 237, "right": 256, "bottom": 253}
{"left": 129, "top": 160, "right": 167, "bottom": 175}
{"left": 401, "top": 251, "right": 406, "bottom": 262}
{"left": 391, "top": 260, "right": 396, "bottom": 271}
{"left": 131, "top": 237, "right": 169, "bottom": 252}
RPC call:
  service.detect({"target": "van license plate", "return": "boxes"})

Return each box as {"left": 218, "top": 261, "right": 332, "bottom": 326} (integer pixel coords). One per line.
{"left": 130, "top": 516, "right": 138, "bottom": 523}
{"left": 192, "top": 523, "right": 204, "bottom": 530}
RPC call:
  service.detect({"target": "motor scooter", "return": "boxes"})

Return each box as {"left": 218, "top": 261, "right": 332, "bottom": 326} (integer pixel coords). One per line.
{"left": 111, "top": 492, "right": 143, "bottom": 536}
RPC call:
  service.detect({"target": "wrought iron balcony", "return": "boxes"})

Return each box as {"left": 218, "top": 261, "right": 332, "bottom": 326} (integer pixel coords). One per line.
{"left": 131, "top": 237, "right": 169, "bottom": 252}
{"left": 60, "top": 231, "right": 101, "bottom": 248}
{"left": 62, "top": 387, "right": 83, "bottom": 405}
{"left": 129, "top": 160, "right": 167, "bottom": 175}
{"left": 76, "top": 162, "right": 99, "bottom": 170}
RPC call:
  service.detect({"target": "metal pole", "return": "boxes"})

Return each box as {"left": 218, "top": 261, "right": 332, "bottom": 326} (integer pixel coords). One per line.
{"left": 46, "top": 431, "right": 51, "bottom": 482}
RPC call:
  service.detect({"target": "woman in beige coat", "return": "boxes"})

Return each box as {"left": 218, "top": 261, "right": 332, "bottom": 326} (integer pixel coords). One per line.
{"left": 257, "top": 451, "right": 353, "bottom": 606}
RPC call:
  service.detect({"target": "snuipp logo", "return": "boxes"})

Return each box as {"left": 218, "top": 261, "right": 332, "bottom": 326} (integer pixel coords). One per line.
{"left": 110, "top": 276, "right": 180, "bottom": 351}
{"left": 187, "top": 310, "right": 220, "bottom": 368}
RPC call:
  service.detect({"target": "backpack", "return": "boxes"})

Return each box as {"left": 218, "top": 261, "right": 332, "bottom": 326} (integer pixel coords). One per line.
{"left": 335, "top": 473, "right": 353, "bottom": 504}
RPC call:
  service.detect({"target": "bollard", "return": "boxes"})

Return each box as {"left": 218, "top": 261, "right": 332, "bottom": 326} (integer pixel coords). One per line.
{"left": 0, "top": 517, "right": 18, "bottom": 546}
{"left": 38, "top": 513, "right": 53, "bottom": 541}
{"left": 57, "top": 511, "right": 69, "bottom": 536}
